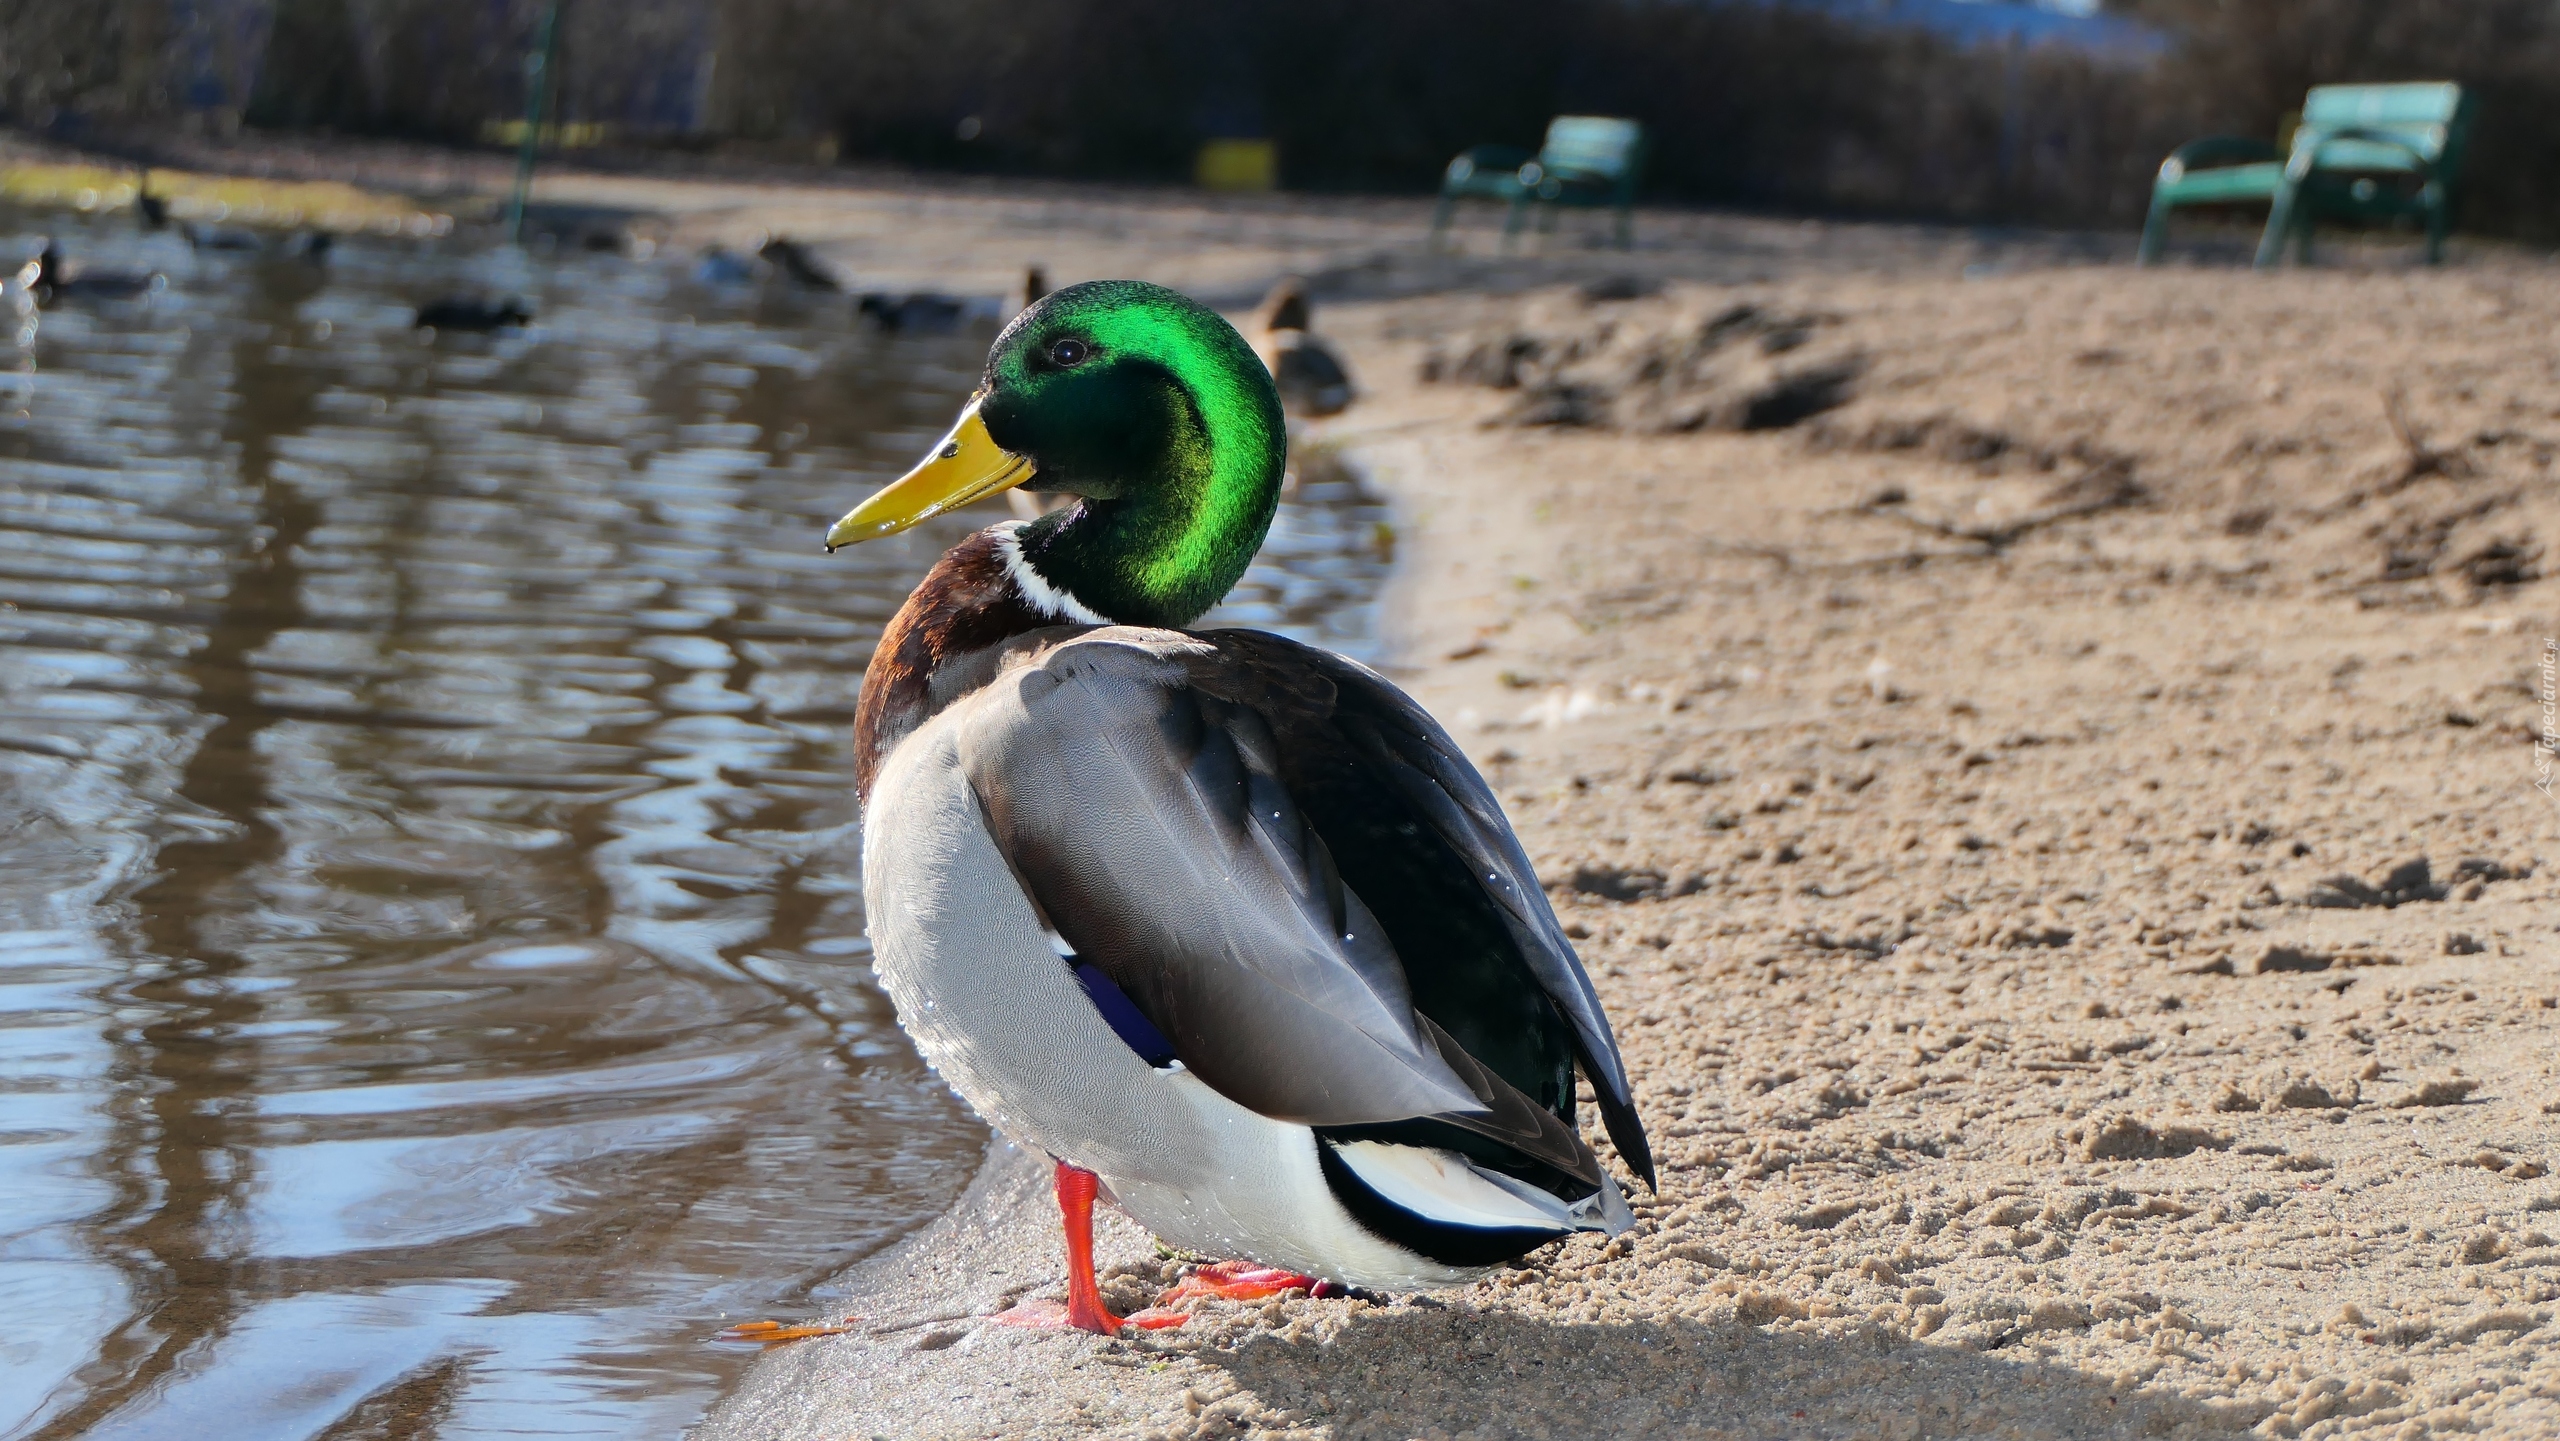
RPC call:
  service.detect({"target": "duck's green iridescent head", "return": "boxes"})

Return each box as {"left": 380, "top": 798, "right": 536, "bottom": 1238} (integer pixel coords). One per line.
{"left": 827, "top": 279, "right": 1286, "bottom": 628}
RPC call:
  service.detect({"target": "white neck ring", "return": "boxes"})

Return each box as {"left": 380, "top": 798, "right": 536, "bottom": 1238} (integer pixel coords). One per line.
{"left": 991, "top": 521, "right": 1112, "bottom": 627}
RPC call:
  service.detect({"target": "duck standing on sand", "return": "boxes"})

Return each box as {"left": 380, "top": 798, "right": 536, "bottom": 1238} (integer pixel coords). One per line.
{"left": 828, "top": 280, "right": 1651, "bottom": 1334}
{"left": 1250, "top": 275, "right": 1354, "bottom": 418}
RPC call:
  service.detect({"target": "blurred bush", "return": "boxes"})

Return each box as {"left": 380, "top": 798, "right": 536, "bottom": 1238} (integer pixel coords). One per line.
{"left": 6, "top": 0, "right": 2557, "bottom": 241}
{"left": 0, "top": 0, "right": 150, "bottom": 121}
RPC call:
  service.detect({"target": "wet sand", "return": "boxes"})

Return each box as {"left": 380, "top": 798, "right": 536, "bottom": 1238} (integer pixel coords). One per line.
{"left": 706, "top": 260, "right": 2560, "bottom": 1438}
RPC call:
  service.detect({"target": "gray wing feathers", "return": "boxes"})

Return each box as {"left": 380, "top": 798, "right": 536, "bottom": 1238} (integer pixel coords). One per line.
{"left": 1335, "top": 696, "right": 1639, "bottom": 1113}
{"left": 1413, "top": 1016, "right": 1604, "bottom": 1187}
{"left": 955, "top": 632, "right": 1486, "bottom": 1127}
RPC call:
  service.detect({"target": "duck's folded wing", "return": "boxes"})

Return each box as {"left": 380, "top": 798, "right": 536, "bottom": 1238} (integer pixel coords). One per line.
{"left": 1188, "top": 630, "right": 1657, "bottom": 1189}
{"left": 951, "top": 629, "right": 1489, "bottom": 1128}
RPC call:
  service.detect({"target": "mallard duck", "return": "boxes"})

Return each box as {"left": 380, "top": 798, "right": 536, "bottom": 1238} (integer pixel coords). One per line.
{"left": 858, "top": 272, "right": 1032, "bottom": 334}
{"left": 1250, "top": 275, "right": 1354, "bottom": 418}
{"left": 865, "top": 287, "right": 1013, "bottom": 335}
{"left": 28, "top": 242, "right": 162, "bottom": 307}
{"left": 829, "top": 280, "right": 1651, "bottom": 1334}
{"left": 413, "top": 296, "right": 531, "bottom": 331}
{"left": 182, "top": 220, "right": 263, "bottom": 252}
{"left": 136, "top": 169, "right": 169, "bottom": 231}
{"left": 1012, "top": 264, "right": 1050, "bottom": 316}
{"left": 856, "top": 289, "right": 971, "bottom": 334}
{"left": 759, "top": 235, "right": 843, "bottom": 291}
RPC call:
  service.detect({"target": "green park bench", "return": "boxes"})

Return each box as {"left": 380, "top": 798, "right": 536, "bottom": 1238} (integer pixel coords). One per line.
{"left": 2137, "top": 82, "right": 2473, "bottom": 268}
{"left": 1430, "top": 115, "right": 1646, "bottom": 250}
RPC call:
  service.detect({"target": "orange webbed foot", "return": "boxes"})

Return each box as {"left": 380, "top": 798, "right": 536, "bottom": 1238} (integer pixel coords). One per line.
{"left": 991, "top": 1297, "right": 1092, "bottom": 1331}
{"left": 1157, "top": 1260, "right": 1338, "bottom": 1307}
{"left": 991, "top": 1297, "right": 1187, "bottom": 1333}
{"left": 714, "top": 1318, "right": 854, "bottom": 1345}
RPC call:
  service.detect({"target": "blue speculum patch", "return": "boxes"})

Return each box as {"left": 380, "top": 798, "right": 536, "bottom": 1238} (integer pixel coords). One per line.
{"left": 1071, "top": 960, "right": 1180, "bottom": 1068}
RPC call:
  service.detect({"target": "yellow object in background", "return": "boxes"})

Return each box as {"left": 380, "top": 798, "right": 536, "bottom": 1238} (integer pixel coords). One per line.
{"left": 481, "top": 119, "right": 611, "bottom": 149}
{"left": 0, "top": 163, "right": 459, "bottom": 235}
{"left": 1195, "top": 139, "right": 1278, "bottom": 192}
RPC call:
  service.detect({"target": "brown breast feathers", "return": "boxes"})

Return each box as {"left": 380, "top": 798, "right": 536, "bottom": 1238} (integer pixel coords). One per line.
{"left": 853, "top": 530, "right": 1063, "bottom": 801}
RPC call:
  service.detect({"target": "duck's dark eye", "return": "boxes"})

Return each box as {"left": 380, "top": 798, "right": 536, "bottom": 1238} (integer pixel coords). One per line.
{"left": 1047, "top": 338, "right": 1089, "bottom": 367}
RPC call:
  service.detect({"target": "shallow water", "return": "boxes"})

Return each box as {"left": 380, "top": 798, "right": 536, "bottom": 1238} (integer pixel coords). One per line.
{"left": 0, "top": 213, "right": 1387, "bottom": 1440}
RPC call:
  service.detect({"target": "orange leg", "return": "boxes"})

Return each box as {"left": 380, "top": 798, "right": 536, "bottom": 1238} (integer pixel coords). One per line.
{"left": 992, "top": 1160, "right": 1187, "bottom": 1334}
{"left": 1054, "top": 1160, "right": 1126, "bottom": 1334}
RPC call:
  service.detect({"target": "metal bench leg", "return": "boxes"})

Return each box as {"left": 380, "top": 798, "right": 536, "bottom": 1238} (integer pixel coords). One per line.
{"left": 2254, "top": 183, "right": 2297, "bottom": 269}
{"left": 2423, "top": 183, "right": 2448, "bottom": 265}
{"left": 1430, "top": 195, "right": 1458, "bottom": 251}
{"left": 1615, "top": 203, "right": 1633, "bottom": 251}
{"left": 2136, "top": 193, "right": 2172, "bottom": 264}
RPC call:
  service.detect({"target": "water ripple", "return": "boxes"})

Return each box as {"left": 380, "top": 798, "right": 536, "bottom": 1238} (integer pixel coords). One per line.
{"left": 0, "top": 209, "right": 1388, "bottom": 1440}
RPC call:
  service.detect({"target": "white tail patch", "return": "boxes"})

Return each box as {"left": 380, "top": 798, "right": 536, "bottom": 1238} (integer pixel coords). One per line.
{"left": 1330, "top": 1140, "right": 1609, "bottom": 1234}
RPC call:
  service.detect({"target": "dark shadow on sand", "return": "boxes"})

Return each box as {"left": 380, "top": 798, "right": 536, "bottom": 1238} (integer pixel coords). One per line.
{"left": 1205, "top": 1307, "right": 2266, "bottom": 1440}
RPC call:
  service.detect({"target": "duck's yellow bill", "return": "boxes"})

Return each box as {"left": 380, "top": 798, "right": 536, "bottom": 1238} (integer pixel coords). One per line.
{"left": 825, "top": 395, "right": 1037, "bottom": 550}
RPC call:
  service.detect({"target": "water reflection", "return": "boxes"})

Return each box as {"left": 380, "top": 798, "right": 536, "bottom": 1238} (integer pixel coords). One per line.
{"left": 0, "top": 214, "right": 1386, "bottom": 1440}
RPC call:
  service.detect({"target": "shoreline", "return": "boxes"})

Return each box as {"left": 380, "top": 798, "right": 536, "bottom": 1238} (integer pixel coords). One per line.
{"left": 7, "top": 121, "right": 2199, "bottom": 309}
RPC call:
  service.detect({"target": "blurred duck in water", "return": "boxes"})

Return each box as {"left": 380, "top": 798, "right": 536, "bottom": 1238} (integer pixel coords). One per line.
{"left": 134, "top": 168, "right": 275, "bottom": 254}
{"left": 759, "top": 236, "right": 842, "bottom": 290}
{"left": 1012, "top": 264, "right": 1050, "bottom": 316}
{"left": 857, "top": 289, "right": 970, "bottom": 333}
{"left": 859, "top": 267, "right": 1043, "bottom": 335}
{"left": 183, "top": 220, "right": 263, "bottom": 252}
{"left": 414, "top": 296, "right": 531, "bottom": 331}
{"left": 135, "top": 170, "right": 169, "bottom": 231}
{"left": 1250, "top": 276, "right": 1353, "bottom": 418}
{"left": 27, "top": 242, "right": 162, "bottom": 307}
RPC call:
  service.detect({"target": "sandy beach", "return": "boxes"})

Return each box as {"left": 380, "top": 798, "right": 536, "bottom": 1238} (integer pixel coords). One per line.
{"left": 19, "top": 135, "right": 2553, "bottom": 1437}
{"left": 693, "top": 249, "right": 2560, "bottom": 1439}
